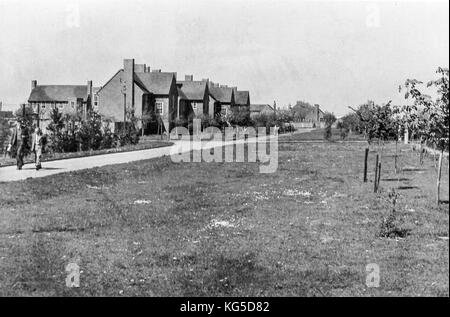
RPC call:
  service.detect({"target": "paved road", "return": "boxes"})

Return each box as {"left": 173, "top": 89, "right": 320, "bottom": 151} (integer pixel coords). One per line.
{"left": 0, "top": 132, "right": 289, "bottom": 182}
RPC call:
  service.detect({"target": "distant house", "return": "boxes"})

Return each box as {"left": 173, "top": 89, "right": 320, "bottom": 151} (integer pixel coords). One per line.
{"left": 250, "top": 104, "right": 274, "bottom": 118}
{"left": 208, "top": 83, "right": 235, "bottom": 116}
{"left": 234, "top": 90, "right": 251, "bottom": 109}
{"left": 28, "top": 80, "right": 94, "bottom": 131}
{"left": 0, "top": 110, "right": 14, "bottom": 121}
{"left": 96, "top": 59, "right": 178, "bottom": 134}
{"left": 292, "top": 101, "right": 324, "bottom": 125}
{"left": 177, "top": 75, "right": 210, "bottom": 120}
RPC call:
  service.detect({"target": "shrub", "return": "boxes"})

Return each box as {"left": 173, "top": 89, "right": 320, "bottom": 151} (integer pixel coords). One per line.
{"left": 378, "top": 190, "right": 411, "bottom": 238}
{"left": 0, "top": 118, "right": 10, "bottom": 154}
{"left": 100, "top": 121, "right": 118, "bottom": 149}
{"left": 323, "top": 112, "right": 336, "bottom": 141}
{"left": 77, "top": 110, "right": 104, "bottom": 151}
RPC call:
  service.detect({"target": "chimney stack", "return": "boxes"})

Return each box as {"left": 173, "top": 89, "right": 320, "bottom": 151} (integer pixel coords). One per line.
{"left": 146, "top": 66, "right": 151, "bottom": 73}
{"left": 152, "top": 69, "right": 161, "bottom": 73}
{"left": 123, "top": 59, "right": 135, "bottom": 111}
{"left": 185, "top": 75, "right": 193, "bottom": 81}
{"left": 31, "top": 80, "right": 37, "bottom": 90}
{"left": 87, "top": 80, "right": 92, "bottom": 95}
{"left": 135, "top": 64, "right": 146, "bottom": 73}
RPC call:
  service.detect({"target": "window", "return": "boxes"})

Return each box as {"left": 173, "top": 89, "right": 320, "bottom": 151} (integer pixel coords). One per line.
{"left": 221, "top": 105, "right": 228, "bottom": 114}
{"left": 155, "top": 102, "right": 163, "bottom": 114}
{"left": 94, "top": 95, "right": 98, "bottom": 107}
{"left": 41, "top": 103, "right": 46, "bottom": 110}
{"left": 192, "top": 102, "right": 197, "bottom": 110}
{"left": 59, "top": 103, "right": 65, "bottom": 110}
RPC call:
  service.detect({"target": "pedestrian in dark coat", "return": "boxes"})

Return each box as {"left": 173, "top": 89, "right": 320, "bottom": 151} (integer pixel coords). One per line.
{"left": 8, "top": 120, "right": 29, "bottom": 170}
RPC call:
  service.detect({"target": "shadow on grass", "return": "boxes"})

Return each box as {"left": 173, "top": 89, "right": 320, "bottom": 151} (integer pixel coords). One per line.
{"left": 397, "top": 186, "right": 419, "bottom": 190}
{"left": 402, "top": 168, "right": 427, "bottom": 172}
{"left": 382, "top": 178, "right": 411, "bottom": 182}
{"left": 174, "top": 252, "right": 360, "bottom": 296}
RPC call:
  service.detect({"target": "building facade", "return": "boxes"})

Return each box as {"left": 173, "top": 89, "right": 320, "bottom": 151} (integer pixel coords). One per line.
{"left": 177, "top": 75, "right": 210, "bottom": 122}
{"left": 96, "top": 59, "right": 178, "bottom": 134}
{"left": 208, "top": 82, "right": 235, "bottom": 117}
{"left": 27, "top": 80, "right": 93, "bottom": 131}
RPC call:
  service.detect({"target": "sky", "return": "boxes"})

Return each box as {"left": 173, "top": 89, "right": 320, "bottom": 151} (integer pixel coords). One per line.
{"left": 0, "top": 0, "right": 448, "bottom": 115}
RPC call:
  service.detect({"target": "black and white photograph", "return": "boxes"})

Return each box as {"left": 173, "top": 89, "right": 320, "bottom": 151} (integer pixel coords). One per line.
{"left": 0, "top": 0, "right": 448, "bottom": 301}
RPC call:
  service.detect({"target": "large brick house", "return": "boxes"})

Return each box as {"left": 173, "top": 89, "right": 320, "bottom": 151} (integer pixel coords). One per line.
{"left": 177, "top": 75, "right": 210, "bottom": 120}
{"left": 96, "top": 59, "right": 178, "bottom": 134}
{"left": 208, "top": 83, "right": 235, "bottom": 116}
{"left": 28, "top": 80, "right": 93, "bottom": 131}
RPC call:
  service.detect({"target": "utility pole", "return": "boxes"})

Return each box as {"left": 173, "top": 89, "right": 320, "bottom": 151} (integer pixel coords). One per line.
{"left": 123, "top": 93, "right": 126, "bottom": 133}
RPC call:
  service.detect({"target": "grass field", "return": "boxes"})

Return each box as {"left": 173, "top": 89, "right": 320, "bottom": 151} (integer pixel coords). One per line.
{"left": 0, "top": 132, "right": 448, "bottom": 296}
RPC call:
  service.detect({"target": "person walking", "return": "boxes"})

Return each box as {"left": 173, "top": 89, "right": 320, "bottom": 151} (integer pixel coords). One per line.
{"left": 31, "top": 127, "right": 44, "bottom": 170}
{"left": 8, "top": 120, "right": 29, "bottom": 170}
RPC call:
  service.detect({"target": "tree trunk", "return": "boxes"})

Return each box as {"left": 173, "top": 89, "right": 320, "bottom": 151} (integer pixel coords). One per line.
{"left": 433, "top": 143, "right": 437, "bottom": 169}
{"left": 436, "top": 151, "right": 443, "bottom": 205}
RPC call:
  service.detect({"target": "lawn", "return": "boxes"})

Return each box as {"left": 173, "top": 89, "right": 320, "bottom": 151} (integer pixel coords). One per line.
{"left": 0, "top": 134, "right": 448, "bottom": 296}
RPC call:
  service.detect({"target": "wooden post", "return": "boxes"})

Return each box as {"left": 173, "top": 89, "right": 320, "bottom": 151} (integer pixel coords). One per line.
{"left": 404, "top": 123, "right": 409, "bottom": 144}
{"left": 374, "top": 154, "right": 379, "bottom": 193}
{"left": 377, "top": 161, "right": 382, "bottom": 190}
{"left": 394, "top": 140, "right": 398, "bottom": 174}
{"left": 123, "top": 93, "right": 126, "bottom": 134}
{"left": 419, "top": 139, "right": 424, "bottom": 165}
{"left": 364, "top": 147, "right": 369, "bottom": 182}
{"left": 436, "top": 151, "right": 443, "bottom": 205}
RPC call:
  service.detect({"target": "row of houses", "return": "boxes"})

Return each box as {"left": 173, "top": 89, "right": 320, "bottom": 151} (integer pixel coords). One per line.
{"left": 27, "top": 58, "right": 272, "bottom": 134}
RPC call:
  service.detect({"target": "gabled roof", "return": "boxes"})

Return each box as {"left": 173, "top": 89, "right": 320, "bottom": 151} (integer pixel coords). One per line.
{"left": 28, "top": 85, "right": 88, "bottom": 102}
{"left": 209, "top": 86, "right": 233, "bottom": 103}
{"left": 250, "top": 104, "right": 273, "bottom": 112}
{"left": 177, "top": 86, "right": 188, "bottom": 100}
{"left": 177, "top": 80, "right": 207, "bottom": 101}
{"left": 135, "top": 72, "right": 175, "bottom": 95}
{"left": 234, "top": 90, "right": 249, "bottom": 105}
